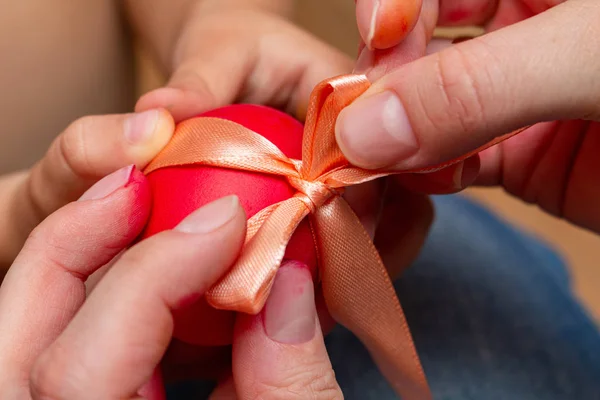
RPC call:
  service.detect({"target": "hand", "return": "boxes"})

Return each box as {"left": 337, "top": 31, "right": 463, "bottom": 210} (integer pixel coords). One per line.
{"left": 0, "top": 165, "right": 343, "bottom": 399}
{"left": 0, "top": 166, "right": 250, "bottom": 398}
{"left": 0, "top": 109, "right": 175, "bottom": 270}
{"left": 211, "top": 261, "right": 343, "bottom": 399}
{"left": 131, "top": 1, "right": 434, "bottom": 269}
{"left": 134, "top": 2, "right": 352, "bottom": 122}
{"left": 337, "top": 1, "right": 600, "bottom": 232}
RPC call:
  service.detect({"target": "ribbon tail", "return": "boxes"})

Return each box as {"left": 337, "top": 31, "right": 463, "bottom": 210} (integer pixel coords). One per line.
{"left": 206, "top": 197, "right": 310, "bottom": 314}
{"left": 314, "top": 197, "right": 432, "bottom": 400}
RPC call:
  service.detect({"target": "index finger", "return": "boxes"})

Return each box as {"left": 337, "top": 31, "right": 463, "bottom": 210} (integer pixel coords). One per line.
{"left": 0, "top": 166, "right": 151, "bottom": 387}
{"left": 29, "top": 196, "right": 246, "bottom": 399}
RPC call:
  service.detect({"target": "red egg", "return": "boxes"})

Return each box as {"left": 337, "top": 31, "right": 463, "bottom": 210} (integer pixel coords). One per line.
{"left": 140, "top": 104, "right": 318, "bottom": 346}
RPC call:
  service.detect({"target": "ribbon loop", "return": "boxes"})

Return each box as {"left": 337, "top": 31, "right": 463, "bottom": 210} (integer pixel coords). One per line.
{"left": 287, "top": 176, "right": 339, "bottom": 213}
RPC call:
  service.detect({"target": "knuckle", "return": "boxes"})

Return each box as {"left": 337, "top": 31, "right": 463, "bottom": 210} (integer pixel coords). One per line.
{"left": 57, "top": 116, "right": 95, "bottom": 179}
{"left": 24, "top": 223, "right": 87, "bottom": 280}
{"left": 254, "top": 365, "right": 342, "bottom": 400}
{"left": 430, "top": 43, "right": 489, "bottom": 133}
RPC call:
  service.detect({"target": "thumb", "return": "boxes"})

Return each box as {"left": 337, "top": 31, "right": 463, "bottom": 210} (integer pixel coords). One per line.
{"left": 0, "top": 110, "right": 174, "bottom": 265}
{"left": 232, "top": 261, "right": 342, "bottom": 400}
{"left": 337, "top": 1, "right": 600, "bottom": 171}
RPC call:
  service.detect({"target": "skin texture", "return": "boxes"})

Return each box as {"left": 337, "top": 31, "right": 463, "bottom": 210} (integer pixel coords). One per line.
{"left": 343, "top": 0, "right": 600, "bottom": 233}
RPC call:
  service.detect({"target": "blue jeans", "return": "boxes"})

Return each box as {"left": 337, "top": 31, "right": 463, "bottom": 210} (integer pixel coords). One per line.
{"left": 167, "top": 195, "right": 600, "bottom": 399}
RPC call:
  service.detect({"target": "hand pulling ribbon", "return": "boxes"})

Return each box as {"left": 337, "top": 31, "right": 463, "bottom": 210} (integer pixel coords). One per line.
{"left": 144, "top": 75, "right": 525, "bottom": 400}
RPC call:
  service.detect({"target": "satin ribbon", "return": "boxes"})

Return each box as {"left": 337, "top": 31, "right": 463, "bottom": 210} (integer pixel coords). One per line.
{"left": 144, "top": 75, "right": 524, "bottom": 400}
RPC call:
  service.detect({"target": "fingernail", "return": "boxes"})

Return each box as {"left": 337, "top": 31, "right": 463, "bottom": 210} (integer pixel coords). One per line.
{"left": 366, "top": 0, "right": 381, "bottom": 50}
{"left": 264, "top": 261, "right": 316, "bottom": 344}
{"left": 336, "top": 91, "right": 418, "bottom": 169}
{"left": 353, "top": 46, "right": 374, "bottom": 74}
{"left": 124, "top": 109, "right": 160, "bottom": 144}
{"left": 78, "top": 165, "right": 134, "bottom": 201}
{"left": 175, "top": 195, "right": 240, "bottom": 234}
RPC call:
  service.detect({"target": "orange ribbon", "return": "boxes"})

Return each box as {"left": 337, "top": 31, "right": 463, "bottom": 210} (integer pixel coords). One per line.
{"left": 144, "top": 75, "right": 524, "bottom": 400}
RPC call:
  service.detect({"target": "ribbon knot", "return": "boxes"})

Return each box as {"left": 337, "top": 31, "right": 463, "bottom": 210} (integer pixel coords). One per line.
{"left": 142, "top": 74, "right": 524, "bottom": 400}
{"left": 288, "top": 176, "right": 340, "bottom": 213}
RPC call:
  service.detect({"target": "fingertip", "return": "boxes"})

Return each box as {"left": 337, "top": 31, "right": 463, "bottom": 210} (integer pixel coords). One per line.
{"left": 123, "top": 108, "right": 175, "bottom": 169}
{"left": 145, "top": 107, "right": 175, "bottom": 154}
{"left": 357, "top": 0, "right": 422, "bottom": 50}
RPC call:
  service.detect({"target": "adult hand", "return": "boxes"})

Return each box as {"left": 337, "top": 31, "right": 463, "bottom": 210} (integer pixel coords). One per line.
{"left": 209, "top": 260, "right": 343, "bottom": 399}
{"left": 0, "top": 166, "right": 249, "bottom": 399}
{"left": 0, "top": 163, "right": 342, "bottom": 399}
{"left": 131, "top": 0, "right": 434, "bottom": 260}
{"left": 0, "top": 109, "right": 175, "bottom": 269}
{"left": 338, "top": 1, "right": 600, "bottom": 232}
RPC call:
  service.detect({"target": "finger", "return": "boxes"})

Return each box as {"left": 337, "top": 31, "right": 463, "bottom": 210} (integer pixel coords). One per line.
{"left": 29, "top": 196, "right": 246, "bottom": 399}
{"left": 378, "top": 37, "right": 480, "bottom": 195}
{"left": 437, "top": 0, "right": 498, "bottom": 26}
{"left": 343, "top": 180, "right": 386, "bottom": 238}
{"left": 355, "top": 0, "right": 423, "bottom": 50}
{"left": 232, "top": 261, "right": 342, "bottom": 400}
{"left": 0, "top": 166, "right": 150, "bottom": 389}
{"left": 134, "top": 15, "right": 255, "bottom": 123}
{"left": 373, "top": 182, "right": 434, "bottom": 279}
{"left": 5, "top": 110, "right": 173, "bottom": 262}
{"left": 137, "top": 368, "right": 166, "bottom": 400}
{"left": 355, "top": 0, "right": 438, "bottom": 81}
{"left": 136, "top": 11, "right": 353, "bottom": 122}
{"left": 337, "top": 1, "right": 600, "bottom": 170}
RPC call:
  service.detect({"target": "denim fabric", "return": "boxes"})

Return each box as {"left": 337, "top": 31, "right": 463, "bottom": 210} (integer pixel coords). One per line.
{"left": 167, "top": 195, "right": 600, "bottom": 399}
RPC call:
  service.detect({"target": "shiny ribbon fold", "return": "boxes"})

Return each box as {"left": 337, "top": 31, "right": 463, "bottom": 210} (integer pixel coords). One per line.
{"left": 144, "top": 75, "right": 524, "bottom": 400}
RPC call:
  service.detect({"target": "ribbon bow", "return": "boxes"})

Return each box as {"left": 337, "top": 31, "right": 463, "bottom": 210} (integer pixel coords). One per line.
{"left": 144, "top": 75, "right": 523, "bottom": 400}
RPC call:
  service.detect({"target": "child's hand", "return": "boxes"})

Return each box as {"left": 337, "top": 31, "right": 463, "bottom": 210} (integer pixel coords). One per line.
{"left": 0, "top": 110, "right": 175, "bottom": 269}
{"left": 132, "top": 3, "right": 353, "bottom": 122}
